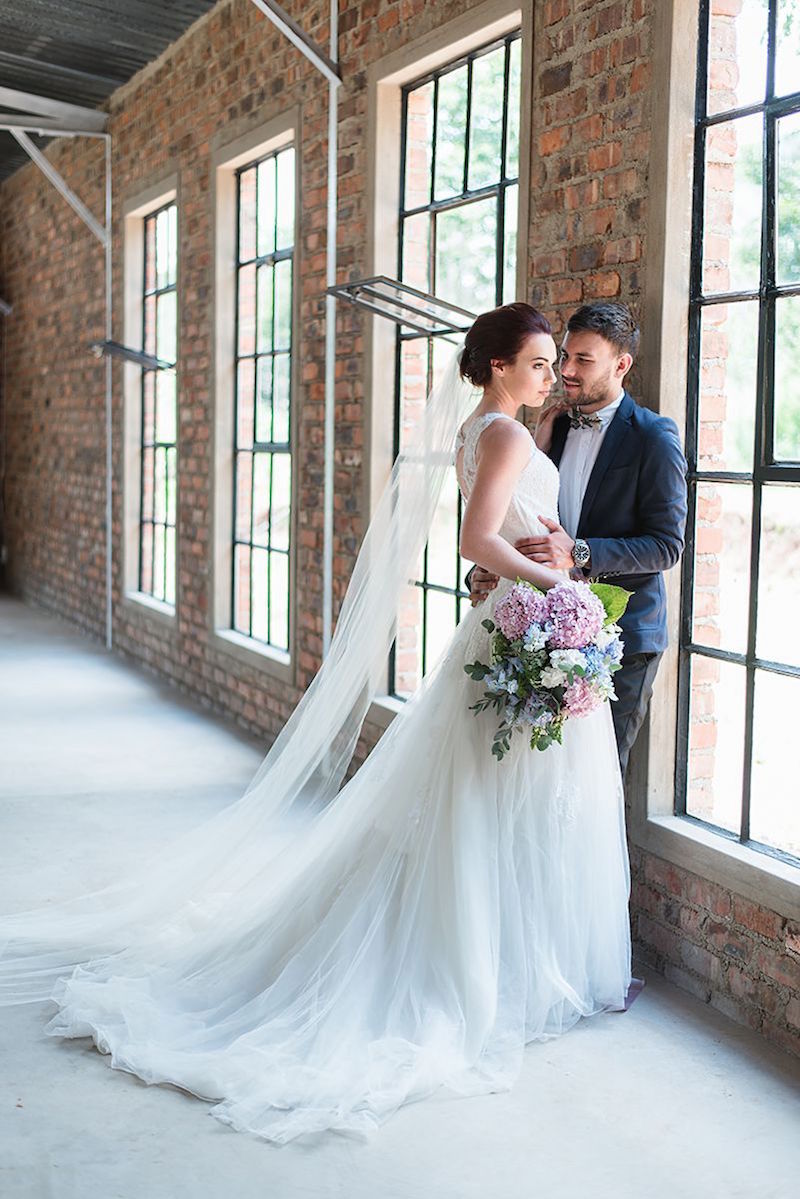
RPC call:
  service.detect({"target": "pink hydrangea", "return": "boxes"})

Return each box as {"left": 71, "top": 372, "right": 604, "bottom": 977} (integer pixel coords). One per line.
{"left": 562, "top": 676, "right": 602, "bottom": 718}
{"left": 494, "top": 583, "right": 549, "bottom": 641}
{"left": 546, "top": 580, "right": 605, "bottom": 649}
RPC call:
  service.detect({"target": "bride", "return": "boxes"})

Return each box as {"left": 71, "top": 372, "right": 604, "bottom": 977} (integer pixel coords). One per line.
{"left": 0, "top": 302, "right": 631, "bottom": 1143}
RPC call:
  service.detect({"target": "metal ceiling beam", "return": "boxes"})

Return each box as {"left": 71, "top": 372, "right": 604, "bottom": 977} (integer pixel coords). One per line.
{"left": 0, "top": 113, "right": 108, "bottom": 138}
{"left": 248, "top": 0, "right": 341, "bottom": 88}
{"left": 0, "top": 86, "right": 108, "bottom": 132}
{"left": 10, "top": 130, "right": 108, "bottom": 246}
{"left": 0, "top": 49, "right": 126, "bottom": 91}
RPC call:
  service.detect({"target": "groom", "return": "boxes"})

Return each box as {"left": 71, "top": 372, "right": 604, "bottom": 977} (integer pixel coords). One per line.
{"left": 467, "top": 302, "right": 688, "bottom": 779}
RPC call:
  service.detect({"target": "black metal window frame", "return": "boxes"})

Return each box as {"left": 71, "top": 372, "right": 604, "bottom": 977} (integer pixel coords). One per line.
{"left": 677, "top": 0, "right": 800, "bottom": 867}
{"left": 139, "top": 200, "right": 178, "bottom": 605}
{"left": 231, "top": 146, "right": 294, "bottom": 653}
{"left": 389, "top": 29, "right": 521, "bottom": 696}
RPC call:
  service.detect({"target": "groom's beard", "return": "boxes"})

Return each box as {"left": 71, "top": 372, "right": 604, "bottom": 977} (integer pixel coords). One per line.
{"left": 565, "top": 375, "right": 618, "bottom": 409}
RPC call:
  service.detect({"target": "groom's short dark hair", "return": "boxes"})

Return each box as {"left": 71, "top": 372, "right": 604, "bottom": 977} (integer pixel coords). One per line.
{"left": 566, "top": 303, "right": 640, "bottom": 358}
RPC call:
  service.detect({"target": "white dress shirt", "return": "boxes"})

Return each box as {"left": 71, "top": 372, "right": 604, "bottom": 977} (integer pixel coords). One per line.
{"left": 558, "top": 391, "right": 625, "bottom": 540}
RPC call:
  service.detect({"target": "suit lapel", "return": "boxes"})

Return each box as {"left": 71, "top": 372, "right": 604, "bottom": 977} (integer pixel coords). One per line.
{"left": 577, "top": 393, "right": 635, "bottom": 534}
{"left": 549, "top": 415, "right": 570, "bottom": 467}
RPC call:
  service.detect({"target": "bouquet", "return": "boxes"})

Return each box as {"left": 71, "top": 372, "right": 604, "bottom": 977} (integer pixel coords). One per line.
{"left": 465, "top": 578, "right": 632, "bottom": 760}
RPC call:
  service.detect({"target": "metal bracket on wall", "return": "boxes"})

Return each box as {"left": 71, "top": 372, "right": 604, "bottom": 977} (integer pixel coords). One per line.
{"left": 0, "top": 299, "right": 12, "bottom": 317}
{"left": 88, "top": 340, "right": 171, "bottom": 372}
{"left": 327, "top": 275, "right": 476, "bottom": 337}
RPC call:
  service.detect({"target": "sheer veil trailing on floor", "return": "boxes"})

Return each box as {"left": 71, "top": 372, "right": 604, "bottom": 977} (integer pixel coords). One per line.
{"left": 0, "top": 340, "right": 632, "bottom": 1141}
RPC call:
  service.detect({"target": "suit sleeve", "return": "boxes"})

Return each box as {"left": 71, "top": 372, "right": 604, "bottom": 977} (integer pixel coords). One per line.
{"left": 584, "top": 418, "right": 688, "bottom": 578}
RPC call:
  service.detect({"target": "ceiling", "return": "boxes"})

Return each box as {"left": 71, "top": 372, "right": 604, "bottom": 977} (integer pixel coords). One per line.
{"left": 0, "top": 0, "right": 220, "bottom": 181}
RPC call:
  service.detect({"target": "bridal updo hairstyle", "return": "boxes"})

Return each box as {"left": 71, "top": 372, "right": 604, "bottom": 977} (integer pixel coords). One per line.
{"left": 459, "top": 302, "right": 552, "bottom": 388}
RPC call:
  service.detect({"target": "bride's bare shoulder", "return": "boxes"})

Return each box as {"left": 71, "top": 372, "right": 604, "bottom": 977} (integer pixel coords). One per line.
{"left": 475, "top": 415, "right": 533, "bottom": 463}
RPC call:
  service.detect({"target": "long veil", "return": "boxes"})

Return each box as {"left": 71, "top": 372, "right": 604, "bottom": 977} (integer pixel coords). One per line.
{"left": 0, "top": 341, "right": 476, "bottom": 1006}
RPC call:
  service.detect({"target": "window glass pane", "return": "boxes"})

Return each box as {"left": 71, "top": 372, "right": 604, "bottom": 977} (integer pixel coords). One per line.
{"left": 237, "top": 263, "right": 256, "bottom": 356}
{"left": 145, "top": 218, "right": 156, "bottom": 292}
{"left": 692, "top": 482, "right": 752, "bottom": 654}
{"left": 505, "top": 37, "right": 521, "bottom": 178}
{"left": 404, "top": 82, "right": 434, "bottom": 210}
{"left": 153, "top": 522, "right": 166, "bottom": 602}
{"left": 156, "top": 291, "right": 177, "bottom": 364}
{"left": 142, "top": 372, "right": 155, "bottom": 445}
{"left": 165, "top": 526, "right": 176, "bottom": 606}
{"left": 257, "top": 264, "right": 274, "bottom": 354}
{"left": 251, "top": 547, "right": 269, "bottom": 642}
{"left": 140, "top": 522, "right": 153, "bottom": 594}
{"left": 235, "top": 452, "right": 253, "bottom": 542}
{"left": 435, "top": 197, "right": 497, "bottom": 312}
{"left": 698, "top": 301, "right": 758, "bottom": 471}
{"left": 236, "top": 358, "right": 255, "bottom": 449}
{"left": 256, "top": 356, "right": 273, "bottom": 444}
{"left": 238, "top": 167, "right": 257, "bottom": 262}
{"left": 398, "top": 338, "right": 430, "bottom": 454}
{"left": 141, "top": 447, "right": 154, "bottom": 521}
{"left": 153, "top": 447, "right": 167, "bottom": 525}
{"left": 166, "top": 447, "right": 177, "bottom": 528}
{"left": 777, "top": 111, "right": 800, "bottom": 285}
{"left": 252, "top": 452, "right": 271, "bottom": 548}
{"left": 424, "top": 588, "right": 456, "bottom": 675}
{"left": 402, "top": 212, "right": 431, "bottom": 293}
{"left": 503, "top": 184, "right": 518, "bottom": 304}
{"left": 257, "top": 155, "right": 276, "bottom": 258}
{"left": 750, "top": 671, "right": 800, "bottom": 856}
{"left": 155, "top": 369, "right": 176, "bottom": 445}
{"left": 702, "top": 113, "right": 762, "bottom": 295}
{"left": 275, "top": 148, "right": 295, "bottom": 250}
{"left": 434, "top": 65, "right": 468, "bottom": 199}
{"left": 468, "top": 46, "right": 505, "bottom": 190}
{"left": 274, "top": 259, "right": 292, "bottom": 351}
{"left": 233, "top": 544, "right": 251, "bottom": 635}
{"left": 775, "top": 295, "right": 800, "bottom": 461}
{"left": 426, "top": 463, "right": 458, "bottom": 590}
{"left": 155, "top": 207, "right": 171, "bottom": 290}
{"left": 273, "top": 354, "right": 291, "bottom": 444}
{"left": 706, "top": 0, "right": 768, "bottom": 116}
{"left": 269, "top": 551, "right": 289, "bottom": 649}
{"left": 757, "top": 485, "right": 800, "bottom": 665}
{"left": 144, "top": 294, "right": 156, "bottom": 357}
{"left": 395, "top": 582, "right": 423, "bottom": 699}
{"left": 776, "top": 0, "right": 800, "bottom": 98}
{"left": 167, "top": 205, "right": 178, "bottom": 287}
{"left": 685, "top": 655, "right": 746, "bottom": 834}
{"left": 271, "top": 454, "right": 291, "bottom": 552}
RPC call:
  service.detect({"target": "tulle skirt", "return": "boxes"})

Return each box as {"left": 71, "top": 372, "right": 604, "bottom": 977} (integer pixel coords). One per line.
{"left": 44, "top": 587, "right": 632, "bottom": 1142}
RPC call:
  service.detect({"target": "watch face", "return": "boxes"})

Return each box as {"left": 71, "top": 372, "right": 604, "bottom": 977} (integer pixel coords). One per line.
{"left": 573, "top": 541, "right": 590, "bottom": 566}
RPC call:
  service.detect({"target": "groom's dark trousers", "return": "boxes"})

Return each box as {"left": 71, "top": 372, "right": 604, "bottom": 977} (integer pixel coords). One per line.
{"left": 548, "top": 393, "right": 687, "bottom": 779}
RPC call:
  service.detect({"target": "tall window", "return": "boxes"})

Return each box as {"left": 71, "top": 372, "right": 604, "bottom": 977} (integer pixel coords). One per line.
{"left": 139, "top": 202, "right": 177, "bottom": 605}
{"left": 232, "top": 147, "right": 295, "bottom": 651}
{"left": 680, "top": 0, "right": 800, "bottom": 864}
{"left": 391, "top": 32, "right": 521, "bottom": 697}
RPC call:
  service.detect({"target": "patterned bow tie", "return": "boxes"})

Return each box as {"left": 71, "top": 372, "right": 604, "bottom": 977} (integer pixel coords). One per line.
{"left": 568, "top": 408, "right": 602, "bottom": 430}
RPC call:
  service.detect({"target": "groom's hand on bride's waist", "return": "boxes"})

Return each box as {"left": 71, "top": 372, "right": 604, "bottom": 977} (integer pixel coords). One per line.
{"left": 516, "top": 517, "right": 575, "bottom": 571}
{"left": 468, "top": 565, "right": 500, "bottom": 606}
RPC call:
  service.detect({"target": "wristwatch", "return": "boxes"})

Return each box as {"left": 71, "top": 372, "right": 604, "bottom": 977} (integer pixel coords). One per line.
{"left": 572, "top": 538, "right": 591, "bottom": 570}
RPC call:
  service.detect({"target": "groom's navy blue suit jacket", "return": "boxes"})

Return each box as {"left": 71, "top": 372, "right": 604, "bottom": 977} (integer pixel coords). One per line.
{"left": 548, "top": 393, "right": 687, "bottom": 656}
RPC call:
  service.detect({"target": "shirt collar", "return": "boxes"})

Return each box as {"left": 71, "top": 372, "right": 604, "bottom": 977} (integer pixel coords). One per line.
{"left": 595, "top": 391, "right": 625, "bottom": 427}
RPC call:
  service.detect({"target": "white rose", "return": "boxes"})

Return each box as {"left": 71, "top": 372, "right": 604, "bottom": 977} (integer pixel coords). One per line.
{"left": 540, "top": 667, "right": 566, "bottom": 688}
{"left": 549, "top": 649, "right": 587, "bottom": 672}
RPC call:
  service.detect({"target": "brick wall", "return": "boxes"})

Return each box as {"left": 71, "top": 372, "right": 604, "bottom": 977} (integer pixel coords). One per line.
{"left": 0, "top": 0, "right": 797, "bottom": 1057}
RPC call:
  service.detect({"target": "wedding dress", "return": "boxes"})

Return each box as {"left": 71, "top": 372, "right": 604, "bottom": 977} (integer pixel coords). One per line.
{"left": 0, "top": 364, "right": 631, "bottom": 1144}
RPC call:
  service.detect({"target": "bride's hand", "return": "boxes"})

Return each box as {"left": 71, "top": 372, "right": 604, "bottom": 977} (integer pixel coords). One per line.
{"left": 534, "top": 398, "right": 570, "bottom": 453}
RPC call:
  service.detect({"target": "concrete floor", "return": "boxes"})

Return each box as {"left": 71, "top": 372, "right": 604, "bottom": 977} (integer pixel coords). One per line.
{"left": 1, "top": 592, "right": 798, "bottom": 1199}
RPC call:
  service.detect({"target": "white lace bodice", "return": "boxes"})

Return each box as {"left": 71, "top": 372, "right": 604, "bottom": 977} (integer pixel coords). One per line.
{"left": 455, "top": 411, "right": 560, "bottom": 542}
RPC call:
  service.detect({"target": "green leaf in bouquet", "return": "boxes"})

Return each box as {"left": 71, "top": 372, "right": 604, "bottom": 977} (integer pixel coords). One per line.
{"left": 481, "top": 619, "right": 495, "bottom": 633}
{"left": 590, "top": 582, "right": 633, "bottom": 626}
{"left": 464, "top": 661, "right": 490, "bottom": 680}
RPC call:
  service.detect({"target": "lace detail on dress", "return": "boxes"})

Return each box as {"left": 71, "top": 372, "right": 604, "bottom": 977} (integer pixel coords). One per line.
{"left": 455, "top": 411, "right": 561, "bottom": 544}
